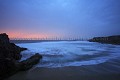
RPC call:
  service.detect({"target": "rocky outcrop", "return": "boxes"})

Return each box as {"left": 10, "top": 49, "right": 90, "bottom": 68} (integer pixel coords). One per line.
{"left": 89, "top": 35, "right": 120, "bottom": 45}
{"left": 0, "top": 33, "right": 42, "bottom": 80}
{"left": 19, "top": 53, "right": 42, "bottom": 71}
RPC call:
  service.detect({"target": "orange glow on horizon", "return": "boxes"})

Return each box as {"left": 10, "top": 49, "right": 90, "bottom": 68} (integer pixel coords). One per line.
{"left": 0, "top": 31, "right": 62, "bottom": 39}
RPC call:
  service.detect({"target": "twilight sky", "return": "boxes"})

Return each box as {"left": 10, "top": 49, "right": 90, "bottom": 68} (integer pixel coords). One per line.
{"left": 0, "top": 0, "right": 120, "bottom": 39}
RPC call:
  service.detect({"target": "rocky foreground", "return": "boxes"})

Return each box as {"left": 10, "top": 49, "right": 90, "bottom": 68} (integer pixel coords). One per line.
{"left": 89, "top": 35, "right": 120, "bottom": 45}
{"left": 0, "top": 33, "right": 42, "bottom": 80}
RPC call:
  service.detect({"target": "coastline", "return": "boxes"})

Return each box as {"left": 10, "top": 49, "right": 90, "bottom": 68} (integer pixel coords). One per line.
{"left": 7, "top": 36, "right": 120, "bottom": 80}
{"left": 7, "top": 58, "right": 120, "bottom": 80}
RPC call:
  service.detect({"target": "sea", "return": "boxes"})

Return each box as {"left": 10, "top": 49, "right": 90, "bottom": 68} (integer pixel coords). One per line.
{"left": 16, "top": 41, "right": 120, "bottom": 68}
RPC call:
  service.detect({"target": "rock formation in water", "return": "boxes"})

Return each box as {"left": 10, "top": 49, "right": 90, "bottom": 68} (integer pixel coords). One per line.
{"left": 0, "top": 33, "right": 42, "bottom": 80}
{"left": 88, "top": 35, "right": 120, "bottom": 45}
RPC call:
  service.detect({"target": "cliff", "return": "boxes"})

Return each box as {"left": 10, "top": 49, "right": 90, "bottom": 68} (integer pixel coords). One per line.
{"left": 0, "top": 33, "right": 42, "bottom": 80}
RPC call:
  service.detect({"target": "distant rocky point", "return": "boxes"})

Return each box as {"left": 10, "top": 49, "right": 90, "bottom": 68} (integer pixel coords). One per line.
{"left": 0, "top": 33, "right": 42, "bottom": 80}
{"left": 89, "top": 35, "right": 120, "bottom": 45}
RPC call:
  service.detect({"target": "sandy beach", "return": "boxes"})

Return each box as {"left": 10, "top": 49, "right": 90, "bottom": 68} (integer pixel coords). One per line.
{"left": 6, "top": 58, "right": 120, "bottom": 80}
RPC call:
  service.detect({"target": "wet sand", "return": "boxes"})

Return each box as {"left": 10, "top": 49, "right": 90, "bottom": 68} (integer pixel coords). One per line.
{"left": 6, "top": 58, "right": 120, "bottom": 80}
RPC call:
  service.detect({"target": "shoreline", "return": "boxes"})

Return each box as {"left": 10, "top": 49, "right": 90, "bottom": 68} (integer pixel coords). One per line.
{"left": 7, "top": 58, "right": 120, "bottom": 80}
{"left": 7, "top": 39, "right": 120, "bottom": 80}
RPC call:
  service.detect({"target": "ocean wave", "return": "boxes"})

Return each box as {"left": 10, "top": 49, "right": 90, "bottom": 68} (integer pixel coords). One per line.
{"left": 17, "top": 41, "right": 120, "bottom": 68}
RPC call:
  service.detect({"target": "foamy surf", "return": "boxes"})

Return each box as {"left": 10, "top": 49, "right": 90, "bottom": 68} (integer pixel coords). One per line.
{"left": 17, "top": 41, "right": 120, "bottom": 68}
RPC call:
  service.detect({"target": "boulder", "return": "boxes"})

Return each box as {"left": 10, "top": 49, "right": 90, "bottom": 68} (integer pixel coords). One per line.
{"left": 19, "top": 53, "right": 42, "bottom": 71}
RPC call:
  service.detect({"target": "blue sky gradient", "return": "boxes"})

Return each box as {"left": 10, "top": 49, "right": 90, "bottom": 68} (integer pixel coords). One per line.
{"left": 0, "top": 0, "right": 120, "bottom": 38}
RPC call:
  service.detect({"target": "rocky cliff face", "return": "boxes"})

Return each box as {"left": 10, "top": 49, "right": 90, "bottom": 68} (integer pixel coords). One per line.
{"left": 89, "top": 35, "right": 120, "bottom": 45}
{"left": 0, "top": 33, "right": 9, "bottom": 44}
{"left": 0, "top": 33, "right": 27, "bottom": 60}
{"left": 0, "top": 33, "right": 42, "bottom": 80}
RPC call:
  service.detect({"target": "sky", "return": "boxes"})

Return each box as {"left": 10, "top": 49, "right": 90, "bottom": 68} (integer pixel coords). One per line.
{"left": 0, "top": 0, "right": 120, "bottom": 39}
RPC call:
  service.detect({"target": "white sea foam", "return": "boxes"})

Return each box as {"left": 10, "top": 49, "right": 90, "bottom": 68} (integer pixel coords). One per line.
{"left": 17, "top": 41, "right": 120, "bottom": 68}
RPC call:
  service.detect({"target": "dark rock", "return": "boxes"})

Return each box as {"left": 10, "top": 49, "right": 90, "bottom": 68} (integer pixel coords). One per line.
{"left": 19, "top": 53, "right": 42, "bottom": 71}
{"left": 0, "top": 33, "right": 25, "bottom": 80}
{"left": 0, "top": 33, "right": 42, "bottom": 80}
{"left": 0, "top": 33, "right": 26, "bottom": 60}
{"left": 88, "top": 35, "right": 120, "bottom": 45}
{"left": 0, "top": 33, "right": 9, "bottom": 44}
{"left": 0, "top": 58, "right": 17, "bottom": 80}
{"left": 20, "top": 47, "right": 27, "bottom": 51}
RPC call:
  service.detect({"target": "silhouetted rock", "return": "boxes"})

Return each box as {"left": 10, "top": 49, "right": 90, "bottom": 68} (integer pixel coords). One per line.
{"left": 0, "top": 58, "right": 18, "bottom": 80}
{"left": 19, "top": 53, "right": 42, "bottom": 71}
{"left": 0, "top": 33, "right": 22, "bottom": 60}
{"left": 0, "top": 33, "right": 9, "bottom": 44}
{"left": 0, "top": 33, "right": 42, "bottom": 80}
{"left": 89, "top": 35, "right": 120, "bottom": 45}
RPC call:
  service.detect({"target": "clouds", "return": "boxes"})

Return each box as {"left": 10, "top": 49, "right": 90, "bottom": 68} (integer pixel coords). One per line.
{"left": 0, "top": 0, "right": 120, "bottom": 38}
